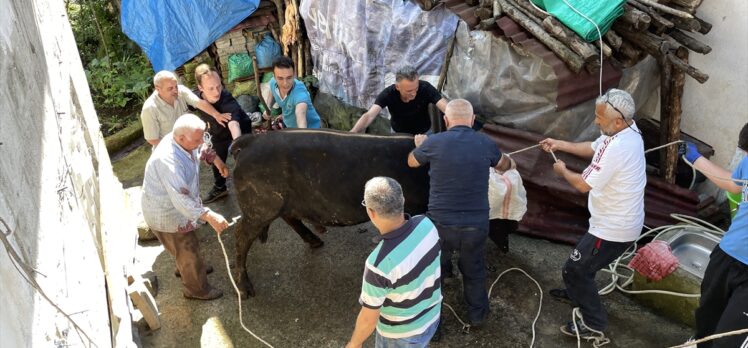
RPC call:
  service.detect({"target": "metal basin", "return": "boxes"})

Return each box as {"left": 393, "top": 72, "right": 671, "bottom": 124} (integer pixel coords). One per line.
{"left": 665, "top": 227, "right": 720, "bottom": 279}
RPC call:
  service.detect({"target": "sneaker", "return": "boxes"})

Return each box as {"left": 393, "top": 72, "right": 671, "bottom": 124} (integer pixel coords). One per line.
{"left": 560, "top": 320, "right": 606, "bottom": 341}
{"left": 183, "top": 288, "right": 223, "bottom": 301}
{"left": 175, "top": 265, "right": 214, "bottom": 278}
{"left": 203, "top": 186, "right": 228, "bottom": 204}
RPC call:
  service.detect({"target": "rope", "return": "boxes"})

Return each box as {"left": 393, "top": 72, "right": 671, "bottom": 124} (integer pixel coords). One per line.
{"left": 508, "top": 144, "right": 541, "bottom": 156}
{"left": 571, "top": 308, "right": 610, "bottom": 348}
{"left": 444, "top": 267, "right": 544, "bottom": 347}
{"left": 644, "top": 140, "right": 683, "bottom": 154}
{"left": 217, "top": 216, "right": 274, "bottom": 348}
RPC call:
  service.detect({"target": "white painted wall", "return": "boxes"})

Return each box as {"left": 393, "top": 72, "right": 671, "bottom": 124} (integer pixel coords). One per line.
{"left": 681, "top": 0, "right": 748, "bottom": 169}
{"left": 0, "top": 0, "right": 135, "bottom": 346}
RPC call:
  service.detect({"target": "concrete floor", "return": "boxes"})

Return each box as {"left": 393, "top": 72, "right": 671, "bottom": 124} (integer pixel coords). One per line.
{"left": 122, "top": 144, "right": 695, "bottom": 348}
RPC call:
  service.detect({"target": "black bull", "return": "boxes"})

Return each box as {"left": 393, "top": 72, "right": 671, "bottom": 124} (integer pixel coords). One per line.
{"left": 229, "top": 129, "right": 429, "bottom": 297}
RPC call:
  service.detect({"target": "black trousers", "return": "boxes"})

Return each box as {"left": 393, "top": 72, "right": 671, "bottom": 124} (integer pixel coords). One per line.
{"left": 210, "top": 118, "right": 251, "bottom": 189}
{"left": 211, "top": 138, "right": 231, "bottom": 189}
{"left": 489, "top": 219, "right": 518, "bottom": 253}
{"left": 437, "top": 224, "right": 490, "bottom": 324}
{"left": 695, "top": 245, "right": 748, "bottom": 348}
{"left": 562, "top": 233, "right": 631, "bottom": 331}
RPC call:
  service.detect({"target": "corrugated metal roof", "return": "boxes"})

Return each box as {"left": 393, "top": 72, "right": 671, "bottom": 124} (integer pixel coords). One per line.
{"left": 481, "top": 123, "right": 700, "bottom": 245}
{"left": 443, "top": 0, "right": 481, "bottom": 29}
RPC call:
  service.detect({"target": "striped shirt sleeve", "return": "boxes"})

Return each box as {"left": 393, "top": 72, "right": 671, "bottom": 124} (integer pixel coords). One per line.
{"left": 359, "top": 261, "right": 391, "bottom": 309}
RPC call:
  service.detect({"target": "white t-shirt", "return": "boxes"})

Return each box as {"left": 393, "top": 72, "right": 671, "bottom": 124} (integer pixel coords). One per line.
{"left": 582, "top": 123, "right": 646, "bottom": 242}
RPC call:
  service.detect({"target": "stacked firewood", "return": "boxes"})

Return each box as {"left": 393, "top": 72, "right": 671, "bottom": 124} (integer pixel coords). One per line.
{"left": 489, "top": 0, "right": 710, "bottom": 82}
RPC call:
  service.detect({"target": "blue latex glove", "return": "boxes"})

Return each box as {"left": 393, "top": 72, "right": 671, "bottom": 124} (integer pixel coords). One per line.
{"left": 685, "top": 142, "right": 702, "bottom": 163}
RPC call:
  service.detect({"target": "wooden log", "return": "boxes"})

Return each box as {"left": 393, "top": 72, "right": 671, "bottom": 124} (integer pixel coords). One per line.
{"left": 510, "top": 0, "right": 601, "bottom": 67}
{"left": 669, "top": 30, "right": 711, "bottom": 54}
{"left": 637, "top": 0, "right": 693, "bottom": 18}
{"left": 658, "top": 55, "right": 674, "bottom": 183}
{"left": 669, "top": 16, "right": 701, "bottom": 33}
{"left": 694, "top": 16, "right": 712, "bottom": 34}
{"left": 506, "top": 0, "right": 542, "bottom": 25}
{"left": 604, "top": 30, "right": 623, "bottom": 50}
{"left": 595, "top": 39, "right": 612, "bottom": 58}
{"left": 437, "top": 25, "right": 459, "bottom": 93}
{"left": 664, "top": 0, "right": 703, "bottom": 13}
{"left": 626, "top": 2, "right": 674, "bottom": 33}
{"left": 498, "top": 0, "right": 585, "bottom": 73}
{"left": 663, "top": 49, "right": 688, "bottom": 183}
{"left": 511, "top": 0, "right": 548, "bottom": 19}
{"left": 618, "top": 39, "right": 642, "bottom": 61}
{"left": 621, "top": 6, "right": 652, "bottom": 31}
{"left": 542, "top": 16, "right": 601, "bottom": 69}
{"left": 667, "top": 51, "right": 708, "bottom": 83}
{"left": 493, "top": 0, "right": 502, "bottom": 17}
{"left": 614, "top": 23, "right": 672, "bottom": 56}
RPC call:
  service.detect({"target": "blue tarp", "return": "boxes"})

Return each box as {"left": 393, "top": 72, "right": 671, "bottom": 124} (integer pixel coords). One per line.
{"left": 121, "top": 0, "right": 260, "bottom": 72}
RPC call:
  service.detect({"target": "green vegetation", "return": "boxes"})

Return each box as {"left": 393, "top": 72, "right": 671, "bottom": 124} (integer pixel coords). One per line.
{"left": 67, "top": 0, "right": 151, "bottom": 136}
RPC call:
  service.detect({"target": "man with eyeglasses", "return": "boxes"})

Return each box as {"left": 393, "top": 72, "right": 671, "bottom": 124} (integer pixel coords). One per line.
{"left": 346, "top": 177, "right": 441, "bottom": 348}
{"left": 540, "top": 89, "right": 645, "bottom": 341}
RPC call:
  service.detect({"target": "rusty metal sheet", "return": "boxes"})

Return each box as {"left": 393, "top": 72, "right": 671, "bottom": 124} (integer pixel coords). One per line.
{"left": 481, "top": 124, "right": 699, "bottom": 245}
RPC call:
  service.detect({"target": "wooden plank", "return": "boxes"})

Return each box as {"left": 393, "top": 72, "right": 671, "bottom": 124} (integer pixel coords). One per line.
{"left": 128, "top": 281, "right": 161, "bottom": 330}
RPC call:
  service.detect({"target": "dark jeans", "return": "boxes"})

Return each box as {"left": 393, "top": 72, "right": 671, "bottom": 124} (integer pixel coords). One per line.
{"left": 695, "top": 245, "right": 748, "bottom": 348}
{"left": 437, "top": 224, "right": 489, "bottom": 324}
{"left": 562, "top": 233, "right": 631, "bottom": 331}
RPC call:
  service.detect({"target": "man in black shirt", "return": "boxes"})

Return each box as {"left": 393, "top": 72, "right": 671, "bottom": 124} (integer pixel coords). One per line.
{"left": 191, "top": 64, "right": 254, "bottom": 203}
{"left": 350, "top": 66, "right": 447, "bottom": 134}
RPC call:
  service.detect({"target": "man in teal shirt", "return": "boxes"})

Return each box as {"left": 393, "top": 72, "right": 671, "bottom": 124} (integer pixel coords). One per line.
{"left": 263, "top": 56, "right": 321, "bottom": 128}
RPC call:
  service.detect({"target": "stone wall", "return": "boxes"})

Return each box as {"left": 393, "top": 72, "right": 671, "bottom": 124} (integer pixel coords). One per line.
{"left": 0, "top": 0, "right": 135, "bottom": 346}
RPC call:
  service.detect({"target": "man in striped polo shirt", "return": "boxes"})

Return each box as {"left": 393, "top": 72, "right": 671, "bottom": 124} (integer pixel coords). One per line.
{"left": 346, "top": 177, "right": 442, "bottom": 348}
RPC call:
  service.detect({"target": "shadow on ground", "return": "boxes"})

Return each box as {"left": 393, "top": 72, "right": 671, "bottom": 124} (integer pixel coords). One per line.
{"left": 116, "top": 142, "right": 693, "bottom": 348}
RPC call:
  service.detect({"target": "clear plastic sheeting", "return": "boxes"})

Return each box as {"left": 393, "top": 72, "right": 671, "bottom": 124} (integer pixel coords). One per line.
{"left": 444, "top": 22, "right": 660, "bottom": 142}
{"left": 121, "top": 0, "right": 260, "bottom": 72}
{"left": 300, "top": 0, "right": 458, "bottom": 109}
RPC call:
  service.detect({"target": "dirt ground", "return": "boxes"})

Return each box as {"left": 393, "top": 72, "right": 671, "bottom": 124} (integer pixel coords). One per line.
{"left": 120, "top": 143, "right": 695, "bottom": 348}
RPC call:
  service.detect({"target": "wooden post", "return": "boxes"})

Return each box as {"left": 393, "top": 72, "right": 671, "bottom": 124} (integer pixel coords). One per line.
{"left": 663, "top": 50, "right": 688, "bottom": 183}
{"left": 437, "top": 25, "right": 459, "bottom": 93}
{"left": 658, "top": 55, "right": 673, "bottom": 182}
{"left": 253, "top": 55, "right": 270, "bottom": 112}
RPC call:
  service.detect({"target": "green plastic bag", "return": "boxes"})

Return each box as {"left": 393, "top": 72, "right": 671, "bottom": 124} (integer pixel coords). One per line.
{"left": 531, "top": 0, "right": 624, "bottom": 42}
{"left": 227, "top": 53, "right": 254, "bottom": 83}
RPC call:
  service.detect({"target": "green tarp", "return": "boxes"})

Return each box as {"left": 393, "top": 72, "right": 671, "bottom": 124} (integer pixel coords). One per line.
{"left": 531, "top": 0, "right": 625, "bottom": 41}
